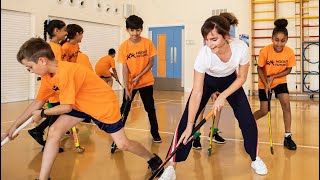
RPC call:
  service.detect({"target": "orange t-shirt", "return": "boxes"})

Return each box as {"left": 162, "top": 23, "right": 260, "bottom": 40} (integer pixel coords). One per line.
{"left": 117, "top": 37, "right": 157, "bottom": 89}
{"left": 77, "top": 52, "right": 94, "bottom": 72}
{"left": 258, "top": 44, "right": 296, "bottom": 89}
{"left": 47, "top": 41, "right": 64, "bottom": 103}
{"left": 95, "top": 55, "right": 115, "bottom": 77}
{"left": 62, "top": 42, "right": 79, "bottom": 63}
{"left": 49, "top": 42, "right": 64, "bottom": 61}
{"left": 36, "top": 61, "right": 121, "bottom": 124}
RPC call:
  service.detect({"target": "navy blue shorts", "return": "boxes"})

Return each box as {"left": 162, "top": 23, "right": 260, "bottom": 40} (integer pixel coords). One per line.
{"left": 66, "top": 109, "right": 123, "bottom": 133}
{"left": 259, "top": 83, "right": 289, "bottom": 101}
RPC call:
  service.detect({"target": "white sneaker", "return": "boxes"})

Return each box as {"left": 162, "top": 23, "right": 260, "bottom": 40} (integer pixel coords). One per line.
{"left": 159, "top": 165, "right": 176, "bottom": 180}
{"left": 251, "top": 157, "right": 268, "bottom": 175}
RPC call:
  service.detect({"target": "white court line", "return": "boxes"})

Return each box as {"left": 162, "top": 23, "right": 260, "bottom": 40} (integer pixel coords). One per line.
{"left": 153, "top": 98, "right": 319, "bottom": 108}
{"left": 124, "top": 127, "right": 319, "bottom": 149}
{"left": 167, "top": 102, "right": 319, "bottom": 111}
{"left": 129, "top": 100, "right": 173, "bottom": 109}
{"left": 1, "top": 126, "right": 319, "bottom": 149}
{"left": 128, "top": 98, "right": 318, "bottom": 111}
{"left": 1, "top": 98, "right": 317, "bottom": 124}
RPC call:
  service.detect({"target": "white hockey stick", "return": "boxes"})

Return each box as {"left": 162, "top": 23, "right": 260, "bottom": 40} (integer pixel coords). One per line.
{"left": 1, "top": 117, "right": 33, "bottom": 147}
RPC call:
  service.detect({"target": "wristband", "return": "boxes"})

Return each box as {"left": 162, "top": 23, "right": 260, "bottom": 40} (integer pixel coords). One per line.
{"left": 40, "top": 108, "right": 48, "bottom": 118}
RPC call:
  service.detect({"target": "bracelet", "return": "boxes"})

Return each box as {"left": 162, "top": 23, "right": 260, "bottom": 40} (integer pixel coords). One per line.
{"left": 40, "top": 108, "right": 48, "bottom": 118}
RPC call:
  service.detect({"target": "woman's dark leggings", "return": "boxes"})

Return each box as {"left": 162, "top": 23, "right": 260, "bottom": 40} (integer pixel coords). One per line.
{"left": 166, "top": 72, "right": 258, "bottom": 162}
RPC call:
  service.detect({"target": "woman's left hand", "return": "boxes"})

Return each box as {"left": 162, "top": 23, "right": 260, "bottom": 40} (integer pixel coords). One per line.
{"left": 212, "top": 94, "right": 226, "bottom": 115}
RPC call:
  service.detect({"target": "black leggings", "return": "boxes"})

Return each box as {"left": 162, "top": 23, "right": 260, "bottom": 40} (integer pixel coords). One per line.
{"left": 167, "top": 72, "right": 258, "bottom": 162}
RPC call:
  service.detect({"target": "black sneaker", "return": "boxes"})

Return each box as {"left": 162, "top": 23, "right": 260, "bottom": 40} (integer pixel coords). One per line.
{"left": 35, "top": 178, "right": 51, "bottom": 180}
{"left": 148, "top": 154, "right": 164, "bottom": 177}
{"left": 42, "top": 146, "right": 64, "bottom": 153}
{"left": 284, "top": 135, "right": 297, "bottom": 150}
{"left": 152, "top": 133, "right": 162, "bottom": 143}
{"left": 192, "top": 136, "right": 202, "bottom": 150}
{"left": 212, "top": 132, "right": 226, "bottom": 144}
{"left": 28, "top": 128, "right": 45, "bottom": 146}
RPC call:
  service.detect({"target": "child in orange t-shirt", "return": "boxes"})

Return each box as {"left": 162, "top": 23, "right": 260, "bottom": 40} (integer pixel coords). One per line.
{"left": 253, "top": 19, "right": 297, "bottom": 150}
{"left": 1, "top": 38, "right": 164, "bottom": 179}
{"left": 61, "top": 24, "right": 83, "bottom": 63}
{"left": 117, "top": 15, "right": 161, "bottom": 143}
{"left": 28, "top": 19, "right": 67, "bottom": 153}
{"left": 76, "top": 50, "right": 95, "bottom": 124}
{"left": 62, "top": 24, "right": 92, "bottom": 125}
{"left": 95, "top": 48, "right": 120, "bottom": 87}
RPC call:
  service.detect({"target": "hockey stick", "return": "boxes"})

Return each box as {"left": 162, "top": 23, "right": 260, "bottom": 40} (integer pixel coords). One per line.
{"left": 111, "top": 84, "right": 133, "bottom": 153}
{"left": 116, "top": 79, "right": 124, "bottom": 89}
{"left": 1, "top": 117, "right": 33, "bottom": 147}
{"left": 149, "top": 109, "right": 215, "bottom": 180}
{"left": 267, "top": 92, "right": 274, "bottom": 155}
{"left": 207, "top": 115, "right": 215, "bottom": 156}
{"left": 71, "top": 126, "right": 85, "bottom": 153}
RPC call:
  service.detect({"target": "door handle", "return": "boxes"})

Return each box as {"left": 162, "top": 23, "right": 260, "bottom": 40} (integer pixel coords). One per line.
{"left": 170, "top": 47, "right": 173, "bottom": 64}
{"left": 174, "top": 47, "right": 177, "bottom": 64}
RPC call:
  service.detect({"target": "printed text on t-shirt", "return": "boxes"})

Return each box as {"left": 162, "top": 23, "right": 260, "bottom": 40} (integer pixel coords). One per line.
{"left": 126, "top": 50, "right": 148, "bottom": 60}
{"left": 266, "top": 59, "right": 288, "bottom": 66}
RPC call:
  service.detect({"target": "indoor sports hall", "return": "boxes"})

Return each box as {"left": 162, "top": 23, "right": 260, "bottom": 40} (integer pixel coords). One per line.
{"left": 1, "top": 0, "right": 319, "bottom": 180}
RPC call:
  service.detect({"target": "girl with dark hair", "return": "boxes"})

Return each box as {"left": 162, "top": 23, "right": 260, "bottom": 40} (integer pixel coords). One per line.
{"left": 61, "top": 24, "right": 84, "bottom": 63}
{"left": 159, "top": 15, "right": 268, "bottom": 180}
{"left": 28, "top": 19, "right": 67, "bottom": 153}
{"left": 253, "top": 19, "right": 297, "bottom": 151}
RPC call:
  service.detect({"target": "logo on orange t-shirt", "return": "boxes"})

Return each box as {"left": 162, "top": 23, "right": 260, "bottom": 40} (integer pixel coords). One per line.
{"left": 266, "top": 60, "right": 274, "bottom": 66}
{"left": 126, "top": 53, "right": 136, "bottom": 60}
{"left": 267, "top": 59, "right": 289, "bottom": 66}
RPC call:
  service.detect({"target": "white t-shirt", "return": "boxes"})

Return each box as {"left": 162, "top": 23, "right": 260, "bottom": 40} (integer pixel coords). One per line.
{"left": 194, "top": 39, "right": 249, "bottom": 77}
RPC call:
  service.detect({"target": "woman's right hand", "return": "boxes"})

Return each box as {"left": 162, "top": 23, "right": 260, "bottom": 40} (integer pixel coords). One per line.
{"left": 177, "top": 124, "right": 193, "bottom": 145}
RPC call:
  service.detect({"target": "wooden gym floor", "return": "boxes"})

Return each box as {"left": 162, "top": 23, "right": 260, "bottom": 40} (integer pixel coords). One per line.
{"left": 1, "top": 90, "right": 319, "bottom": 180}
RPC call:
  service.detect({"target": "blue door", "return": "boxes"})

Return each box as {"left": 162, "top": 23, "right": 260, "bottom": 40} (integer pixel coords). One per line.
{"left": 149, "top": 26, "right": 184, "bottom": 91}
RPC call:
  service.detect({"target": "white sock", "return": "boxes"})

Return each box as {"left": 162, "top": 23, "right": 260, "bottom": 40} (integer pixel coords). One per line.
{"left": 285, "top": 132, "right": 291, "bottom": 138}
{"left": 254, "top": 156, "right": 261, "bottom": 161}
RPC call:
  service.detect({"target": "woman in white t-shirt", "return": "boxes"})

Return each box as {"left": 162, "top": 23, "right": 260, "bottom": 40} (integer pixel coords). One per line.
{"left": 159, "top": 15, "right": 268, "bottom": 180}
{"left": 192, "top": 12, "right": 239, "bottom": 150}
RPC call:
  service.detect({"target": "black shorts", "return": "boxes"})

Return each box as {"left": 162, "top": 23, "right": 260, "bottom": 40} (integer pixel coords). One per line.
{"left": 258, "top": 83, "right": 289, "bottom": 101}
{"left": 66, "top": 109, "right": 123, "bottom": 133}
